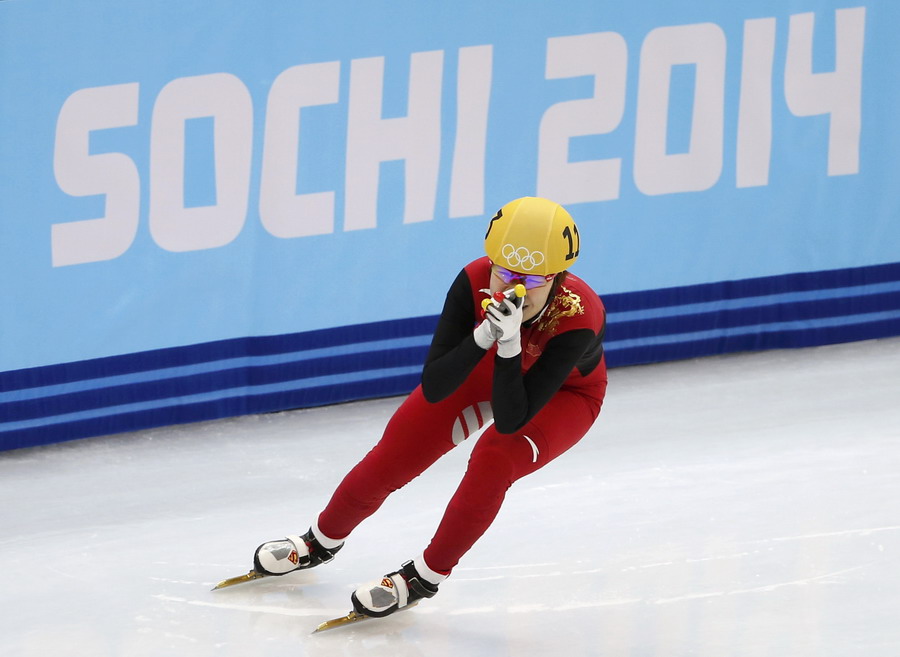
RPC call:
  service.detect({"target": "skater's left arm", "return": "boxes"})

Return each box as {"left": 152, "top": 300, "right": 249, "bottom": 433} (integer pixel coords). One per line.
{"left": 421, "top": 269, "right": 489, "bottom": 402}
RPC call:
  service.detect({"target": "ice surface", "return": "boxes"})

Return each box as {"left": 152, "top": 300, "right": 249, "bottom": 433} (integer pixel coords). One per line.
{"left": 1, "top": 338, "right": 899, "bottom": 657}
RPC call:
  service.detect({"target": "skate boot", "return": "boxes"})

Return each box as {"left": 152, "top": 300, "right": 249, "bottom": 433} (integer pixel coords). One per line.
{"left": 350, "top": 557, "right": 446, "bottom": 618}
{"left": 253, "top": 525, "right": 343, "bottom": 576}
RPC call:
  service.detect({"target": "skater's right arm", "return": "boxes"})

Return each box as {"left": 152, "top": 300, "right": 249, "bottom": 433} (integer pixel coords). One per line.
{"left": 421, "top": 269, "right": 487, "bottom": 403}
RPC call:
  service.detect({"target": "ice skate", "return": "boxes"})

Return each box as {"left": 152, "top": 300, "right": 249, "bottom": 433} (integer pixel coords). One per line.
{"left": 314, "top": 558, "right": 443, "bottom": 632}
{"left": 253, "top": 527, "right": 342, "bottom": 576}
{"left": 213, "top": 525, "right": 343, "bottom": 590}
{"left": 351, "top": 558, "right": 443, "bottom": 618}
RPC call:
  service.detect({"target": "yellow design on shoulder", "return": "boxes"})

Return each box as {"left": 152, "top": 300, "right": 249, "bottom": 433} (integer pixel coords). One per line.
{"left": 536, "top": 285, "right": 584, "bottom": 335}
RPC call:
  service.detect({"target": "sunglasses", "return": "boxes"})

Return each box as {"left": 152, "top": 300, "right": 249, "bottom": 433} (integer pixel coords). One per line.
{"left": 491, "top": 263, "right": 556, "bottom": 289}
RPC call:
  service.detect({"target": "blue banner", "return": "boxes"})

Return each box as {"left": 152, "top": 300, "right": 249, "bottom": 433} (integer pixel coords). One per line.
{"left": 2, "top": 1, "right": 899, "bottom": 448}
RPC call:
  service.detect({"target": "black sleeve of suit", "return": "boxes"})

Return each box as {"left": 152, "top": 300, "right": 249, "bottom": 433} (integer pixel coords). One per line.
{"left": 420, "top": 269, "right": 487, "bottom": 403}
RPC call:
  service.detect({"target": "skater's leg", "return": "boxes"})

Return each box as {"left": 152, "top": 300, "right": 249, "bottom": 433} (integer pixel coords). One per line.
{"left": 253, "top": 384, "right": 475, "bottom": 576}
{"left": 348, "top": 389, "right": 602, "bottom": 616}
{"left": 318, "top": 376, "right": 493, "bottom": 540}
{"left": 423, "top": 389, "right": 602, "bottom": 574}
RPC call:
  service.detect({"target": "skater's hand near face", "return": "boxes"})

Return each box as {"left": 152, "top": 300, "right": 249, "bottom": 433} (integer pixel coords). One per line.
{"left": 473, "top": 316, "right": 501, "bottom": 350}
{"left": 485, "top": 297, "right": 522, "bottom": 358}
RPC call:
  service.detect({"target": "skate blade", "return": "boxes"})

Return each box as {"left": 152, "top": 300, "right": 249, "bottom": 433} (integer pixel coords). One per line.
{"left": 211, "top": 570, "right": 268, "bottom": 590}
{"left": 313, "top": 602, "right": 418, "bottom": 633}
{"left": 313, "top": 610, "right": 370, "bottom": 633}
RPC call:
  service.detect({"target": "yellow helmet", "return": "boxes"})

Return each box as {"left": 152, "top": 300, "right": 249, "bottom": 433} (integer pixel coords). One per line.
{"left": 484, "top": 197, "right": 579, "bottom": 275}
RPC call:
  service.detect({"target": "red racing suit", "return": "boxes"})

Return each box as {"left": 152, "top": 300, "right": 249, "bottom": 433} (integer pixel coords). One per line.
{"left": 318, "top": 256, "right": 607, "bottom": 574}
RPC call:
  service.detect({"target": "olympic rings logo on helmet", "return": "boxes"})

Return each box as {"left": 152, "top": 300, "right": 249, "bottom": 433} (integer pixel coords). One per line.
{"left": 501, "top": 244, "right": 545, "bottom": 272}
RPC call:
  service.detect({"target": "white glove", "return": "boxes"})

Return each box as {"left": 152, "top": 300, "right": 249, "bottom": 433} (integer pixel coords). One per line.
{"left": 485, "top": 298, "right": 523, "bottom": 358}
{"left": 473, "top": 317, "right": 500, "bottom": 350}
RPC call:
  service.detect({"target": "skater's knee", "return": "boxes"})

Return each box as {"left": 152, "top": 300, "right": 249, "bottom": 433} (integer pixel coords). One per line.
{"left": 466, "top": 444, "right": 515, "bottom": 488}
{"left": 471, "top": 432, "right": 543, "bottom": 481}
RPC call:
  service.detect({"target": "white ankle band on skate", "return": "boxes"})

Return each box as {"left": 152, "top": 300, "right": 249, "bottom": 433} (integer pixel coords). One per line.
{"left": 391, "top": 573, "right": 410, "bottom": 608}
{"left": 414, "top": 555, "right": 448, "bottom": 586}
{"left": 312, "top": 519, "right": 345, "bottom": 550}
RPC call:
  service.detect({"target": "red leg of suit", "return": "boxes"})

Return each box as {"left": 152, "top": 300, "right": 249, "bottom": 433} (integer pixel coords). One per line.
{"left": 423, "top": 386, "right": 602, "bottom": 572}
{"left": 317, "top": 356, "right": 604, "bottom": 575}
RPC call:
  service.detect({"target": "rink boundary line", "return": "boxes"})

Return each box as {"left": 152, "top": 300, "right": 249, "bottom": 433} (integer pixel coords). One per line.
{"left": 453, "top": 561, "right": 560, "bottom": 572}
{"left": 457, "top": 564, "right": 870, "bottom": 611}
{"left": 748, "top": 524, "right": 900, "bottom": 544}
{"left": 154, "top": 593, "right": 645, "bottom": 618}
{"left": 153, "top": 594, "right": 345, "bottom": 618}
{"left": 453, "top": 526, "right": 899, "bottom": 583}
{"left": 652, "top": 564, "right": 867, "bottom": 605}
{"left": 154, "top": 562, "right": 869, "bottom": 619}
